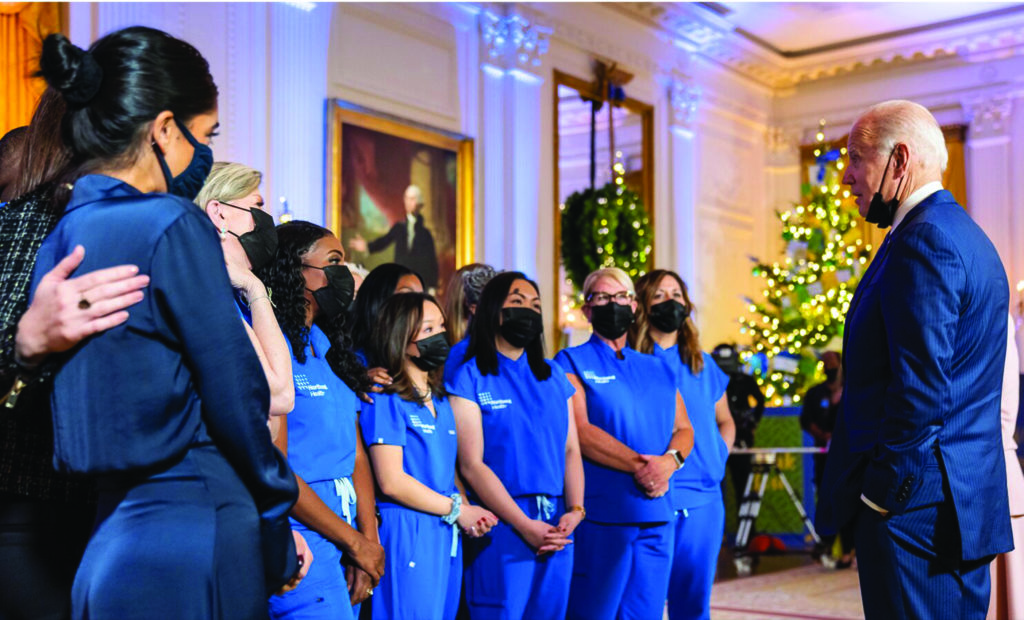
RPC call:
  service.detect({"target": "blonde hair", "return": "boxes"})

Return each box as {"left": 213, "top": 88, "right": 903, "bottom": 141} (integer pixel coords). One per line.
{"left": 582, "top": 267, "right": 635, "bottom": 301}
{"left": 194, "top": 162, "right": 262, "bottom": 210}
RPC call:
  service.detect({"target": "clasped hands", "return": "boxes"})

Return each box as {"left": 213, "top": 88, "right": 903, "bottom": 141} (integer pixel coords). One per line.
{"left": 633, "top": 453, "right": 676, "bottom": 498}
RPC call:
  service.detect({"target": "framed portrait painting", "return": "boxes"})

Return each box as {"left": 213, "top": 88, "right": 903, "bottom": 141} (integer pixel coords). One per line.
{"left": 325, "top": 100, "right": 474, "bottom": 294}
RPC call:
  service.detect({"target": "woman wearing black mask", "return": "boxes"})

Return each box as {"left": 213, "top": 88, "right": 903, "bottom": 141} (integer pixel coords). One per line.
{"left": 195, "top": 162, "right": 293, "bottom": 424}
{"left": 256, "top": 221, "right": 385, "bottom": 619}
{"left": 30, "top": 28, "right": 302, "bottom": 617}
{"left": 360, "top": 292, "right": 497, "bottom": 620}
{"left": 447, "top": 271, "right": 584, "bottom": 619}
{"left": 553, "top": 267, "right": 694, "bottom": 620}
{"left": 631, "top": 269, "right": 734, "bottom": 620}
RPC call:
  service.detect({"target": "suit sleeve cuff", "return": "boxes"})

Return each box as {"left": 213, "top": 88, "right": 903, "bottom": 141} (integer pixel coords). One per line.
{"left": 860, "top": 493, "right": 889, "bottom": 515}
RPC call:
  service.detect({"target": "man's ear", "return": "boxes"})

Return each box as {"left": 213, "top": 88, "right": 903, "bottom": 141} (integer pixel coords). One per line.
{"left": 893, "top": 142, "right": 911, "bottom": 178}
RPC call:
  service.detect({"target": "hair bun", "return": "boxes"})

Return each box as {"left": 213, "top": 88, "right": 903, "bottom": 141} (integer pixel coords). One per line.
{"left": 39, "top": 34, "right": 103, "bottom": 107}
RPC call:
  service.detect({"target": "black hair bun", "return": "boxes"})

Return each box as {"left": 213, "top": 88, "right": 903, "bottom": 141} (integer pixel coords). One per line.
{"left": 39, "top": 33, "right": 103, "bottom": 107}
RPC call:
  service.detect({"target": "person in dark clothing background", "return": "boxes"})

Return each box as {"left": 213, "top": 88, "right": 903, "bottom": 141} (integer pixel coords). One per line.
{"left": 801, "top": 351, "right": 854, "bottom": 568}
{"left": 800, "top": 351, "right": 842, "bottom": 490}
{"left": 711, "top": 344, "right": 765, "bottom": 515}
{"left": 350, "top": 184, "right": 439, "bottom": 290}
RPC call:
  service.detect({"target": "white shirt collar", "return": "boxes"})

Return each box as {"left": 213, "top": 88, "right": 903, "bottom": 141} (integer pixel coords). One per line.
{"left": 891, "top": 181, "right": 943, "bottom": 231}
{"left": 406, "top": 213, "right": 416, "bottom": 224}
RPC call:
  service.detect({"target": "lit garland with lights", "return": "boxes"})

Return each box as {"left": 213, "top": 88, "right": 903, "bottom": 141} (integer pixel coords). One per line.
{"left": 560, "top": 159, "right": 652, "bottom": 296}
{"left": 738, "top": 121, "right": 873, "bottom": 405}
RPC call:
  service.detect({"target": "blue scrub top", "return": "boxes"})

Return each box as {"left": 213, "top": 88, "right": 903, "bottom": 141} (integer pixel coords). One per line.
{"left": 360, "top": 392, "right": 458, "bottom": 507}
{"left": 443, "top": 337, "right": 470, "bottom": 385}
{"left": 554, "top": 334, "right": 677, "bottom": 524}
{"left": 447, "top": 353, "right": 575, "bottom": 498}
{"left": 653, "top": 346, "right": 729, "bottom": 509}
{"left": 287, "top": 324, "right": 359, "bottom": 483}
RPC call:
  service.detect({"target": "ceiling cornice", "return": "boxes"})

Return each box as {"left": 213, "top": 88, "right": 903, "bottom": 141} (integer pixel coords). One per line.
{"left": 607, "top": 2, "right": 1024, "bottom": 89}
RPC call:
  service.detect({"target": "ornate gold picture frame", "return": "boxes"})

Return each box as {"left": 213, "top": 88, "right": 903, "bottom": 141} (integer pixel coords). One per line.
{"left": 325, "top": 100, "right": 474, "bottom": 293}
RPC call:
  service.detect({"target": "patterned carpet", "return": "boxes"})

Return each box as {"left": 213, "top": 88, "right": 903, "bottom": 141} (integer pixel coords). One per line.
{"left": 709, "top": 564, "right": 864, "bottom": 619}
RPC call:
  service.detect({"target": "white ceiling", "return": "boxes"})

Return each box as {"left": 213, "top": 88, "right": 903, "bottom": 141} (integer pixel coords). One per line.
{"left": 703, "top": 2, "right": 1024, "bottom": 55}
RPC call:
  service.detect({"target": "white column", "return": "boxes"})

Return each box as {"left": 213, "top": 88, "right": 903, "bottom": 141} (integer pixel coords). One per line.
{"left": 267, "top": 2, "right": 332, "bottom": 225}
{"left": 475, "top": 10, "right": 551, "bottom": 272}
{"left": 506, "top": 68, "right": 543, "bottom": 276}
{"left": 666, "top": 79, "right": 700, "bottom": 298}
{"left": 479, "top": 64, "right": 508, "bottom": 267}
{"left": 964, "top": 94, "right": 1014, "bottom": 289}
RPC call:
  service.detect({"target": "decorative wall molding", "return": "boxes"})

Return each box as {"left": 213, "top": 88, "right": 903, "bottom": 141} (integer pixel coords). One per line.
{"left": 608, "top": 2, "right": 1024, "bottom": 89}
{"left": 765, "top": 125, "right": 802, "bottom": 163}
{"left": 963, "top": 93, "right": 1014, "bottom": 140}
{"left": 478, "top": 9, "right": 551, "bottom": 69}
{"left": 669, "top": 79, "right": 701, "bottom": 128}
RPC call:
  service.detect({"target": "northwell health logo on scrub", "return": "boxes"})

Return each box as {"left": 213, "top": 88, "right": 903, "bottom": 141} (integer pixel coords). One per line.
{"left": 294, "top": 374, "right": 328, "bottom": 397}
{"left": 583, "top": 370, "right": 616, "bottom": 384}
{"left": 409, "top": 414, "right": 435, "bottom": 435}
{"left": 478, "top": 392, "right": 513, "bottom": 410}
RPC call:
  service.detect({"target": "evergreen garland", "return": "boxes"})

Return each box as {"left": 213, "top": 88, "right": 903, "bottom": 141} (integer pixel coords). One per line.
{"left": 560, "top": 171, "right": 652, "bottom": 294}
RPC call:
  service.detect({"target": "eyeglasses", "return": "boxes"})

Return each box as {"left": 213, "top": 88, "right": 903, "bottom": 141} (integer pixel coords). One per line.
{"left": 586, "top": 291, "right": 634, "bottom": 306}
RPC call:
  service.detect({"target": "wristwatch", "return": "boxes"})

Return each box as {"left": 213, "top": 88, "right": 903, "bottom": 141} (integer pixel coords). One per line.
{"left": 667, "top": 449, "right": 685, "bottom": 470}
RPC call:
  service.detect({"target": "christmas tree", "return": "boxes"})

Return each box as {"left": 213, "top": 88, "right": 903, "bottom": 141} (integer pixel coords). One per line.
{"left": 738, "top": 122, "right": 873, "bottom": 405}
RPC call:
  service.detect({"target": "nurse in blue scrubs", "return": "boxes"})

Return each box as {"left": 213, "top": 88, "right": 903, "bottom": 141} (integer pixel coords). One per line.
{"left": 631, "top": 269, "right": 735, "bottom": 620}
{"left": 448, "top": 271, "right": 585, "bottom": 620}
{"left": 349, "top": 263, "right": 424, "bottom": 368}
{"left": 555, "top": 267, "right": 694, "bottom": 620}
{"left": 31, "top": 28, "right": 301, "bottom": 618}
{"left": 361, "top": 292, "right": 498, "bottom": 620}
{"left": 442, "top": 262, "right": 496, "bottom": 384}
{"left": 259, "top": 222, "right": 386, "bottom": 619}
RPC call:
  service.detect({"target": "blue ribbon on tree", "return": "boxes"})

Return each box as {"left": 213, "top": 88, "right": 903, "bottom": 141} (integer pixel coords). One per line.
{"left": 815, "top": 148, "right": 841, "bottom": 182}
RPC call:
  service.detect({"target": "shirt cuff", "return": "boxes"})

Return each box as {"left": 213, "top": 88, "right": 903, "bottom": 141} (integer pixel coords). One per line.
{"left": 860, "top": 493, "right": 889, "bottom": 515}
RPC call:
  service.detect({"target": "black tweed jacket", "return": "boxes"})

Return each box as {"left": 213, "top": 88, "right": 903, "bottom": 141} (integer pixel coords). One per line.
{"left": 0, "top": 185, "right": 90, "bottom": 503}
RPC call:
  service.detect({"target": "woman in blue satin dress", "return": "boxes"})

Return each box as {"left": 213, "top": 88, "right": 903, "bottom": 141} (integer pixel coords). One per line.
{"left": 31, "top": 28, "right": 301, "bottom": 619}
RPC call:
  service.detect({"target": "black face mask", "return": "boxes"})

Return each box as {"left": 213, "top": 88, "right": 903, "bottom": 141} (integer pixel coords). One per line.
{"left": 865, "top": 146, "right": 906, "bottom": 229}
{"left": 304, "top": 264, "right": 355, "bottom": 321}
{"left": 500, "top": 307, "right": 543, "bottom": 349}
{"left": 411, "top": 332, "right": 450, "bottom": 371}
{"left": 153, "top": 120, "right": 214, "bottom": 201}
{"left": 222, "top": 202, "right": 278, "bottom": 271}
{"left": 590, "top": 303, "right": 634, "bottom": 340}
{"left": 648, "top": 300, "right": 690, "bottom": 334}
{"left": 825, "top": 368, "right": 839, "bottom": 384}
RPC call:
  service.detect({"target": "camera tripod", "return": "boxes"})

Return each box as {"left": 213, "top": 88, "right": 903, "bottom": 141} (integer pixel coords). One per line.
{"left": 731, "top": 447, "right": 826, "bottom": 576}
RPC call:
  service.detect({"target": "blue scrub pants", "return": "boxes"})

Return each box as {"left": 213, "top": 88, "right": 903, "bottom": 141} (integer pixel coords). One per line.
{"left": 370, "top": 504, "right": 462, "bottom": 620}
{"left": 464, "top": 495, "right": 573, "bottom": 620}
{"left": 75, "top": 444, "right": 265, "bottom": 620}
{"left": 270, "top": 478, "right": 357, "bottom": 620}
{"left": 666, "top": 496, "right": 724, "bottom": 620}
{"left": 567, "top": 519, "right": 674, "bottom": 620}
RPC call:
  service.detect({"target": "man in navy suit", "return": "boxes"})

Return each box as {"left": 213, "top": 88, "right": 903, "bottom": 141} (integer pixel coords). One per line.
{"left": 819, "top": 100, "right": 1012, "bottom": 618}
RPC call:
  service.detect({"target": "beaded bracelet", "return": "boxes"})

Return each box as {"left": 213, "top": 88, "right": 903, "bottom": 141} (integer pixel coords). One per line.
{"left": 442, "top": 493, "right": 462, "bottom": 525}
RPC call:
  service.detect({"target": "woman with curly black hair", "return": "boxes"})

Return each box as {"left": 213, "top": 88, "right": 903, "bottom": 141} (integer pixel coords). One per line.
{"left": 257, "top": 221, "right": 385, "bottom": 619}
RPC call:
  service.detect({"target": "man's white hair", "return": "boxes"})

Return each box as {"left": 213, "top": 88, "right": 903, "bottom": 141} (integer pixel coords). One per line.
{"left": 405, "top": 184, "right": 423, "bottom": 205}
{"left": 857, "top": 100, "right": 948, "bottom": 173}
